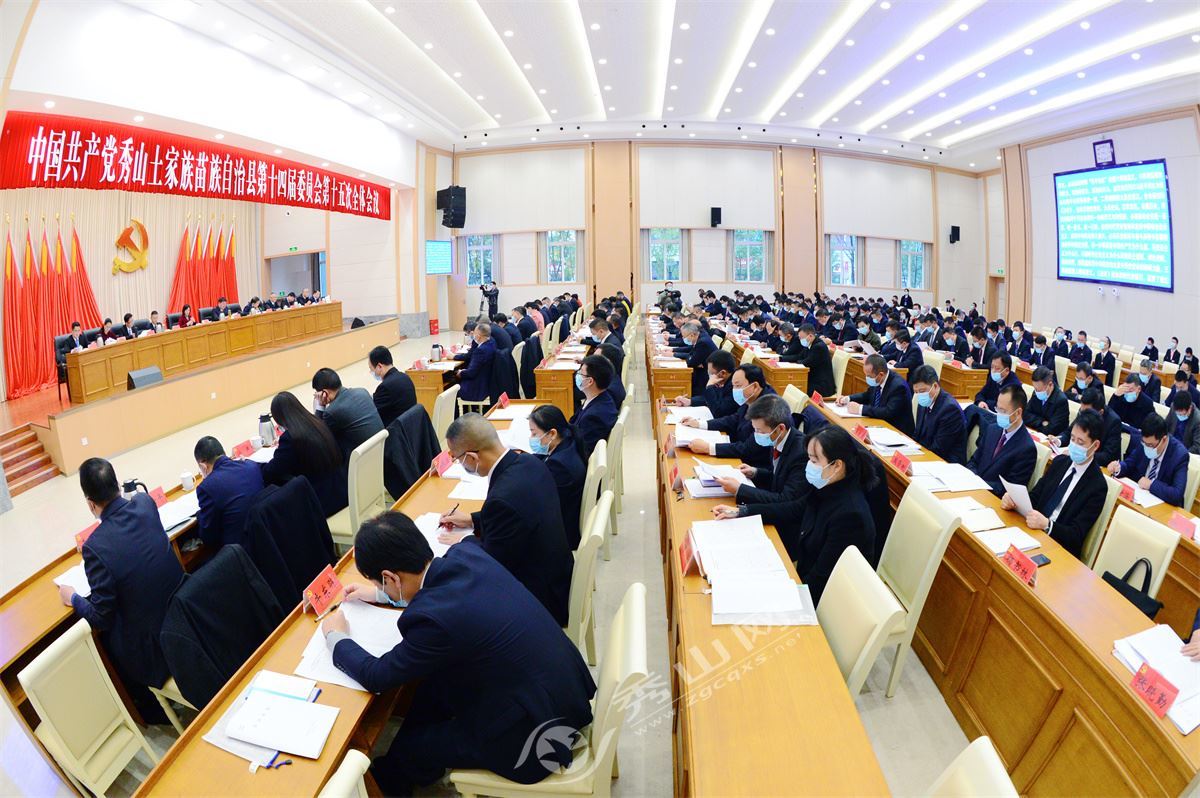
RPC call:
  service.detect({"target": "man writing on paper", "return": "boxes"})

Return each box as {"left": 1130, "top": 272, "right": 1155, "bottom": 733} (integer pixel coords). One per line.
{"left": 321, "top": 513, "right": 595, "bottom": 795}
{"left": 711, "top": 395, "right": 807, "bottom": 504}
{"left": 670, "top": 349, "right": 739, "bottom": 418}
{"left": 680, "top": 364, "right": 777, "bottom": 470}
{"left": 1109, "top": 414, "right": 1190, "bottom": 508}
{"left": 836, "top": 354, "right": 915, "bottom": 435}
{"left": 194, "top": 436, "right": 264, "bottom": 549}
{"left": 1002, "top": 410, "right": 1108, "bottom": 560}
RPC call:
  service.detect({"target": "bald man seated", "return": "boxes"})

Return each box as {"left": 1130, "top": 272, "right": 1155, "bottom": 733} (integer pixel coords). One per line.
{"left": 436, "top": 414, "right": 573, "bottom": 625}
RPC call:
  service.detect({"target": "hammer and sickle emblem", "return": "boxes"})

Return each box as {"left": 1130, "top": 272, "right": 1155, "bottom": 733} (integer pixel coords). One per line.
{"left": 113, "top": 219, "right": 149, "bottom": 274}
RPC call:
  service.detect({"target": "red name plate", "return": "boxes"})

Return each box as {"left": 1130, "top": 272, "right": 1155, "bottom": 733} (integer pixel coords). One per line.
{"left": 1131, "top": 662, "right": 1179, "bottom": 718}
{"left": 303, "top": 565, "right": 343, "bottom": 617}
{"left": 679, "top": 531, "right": 700, "bottom": 576}
{"left": 950, "top": 360, "right": 964, "bottom": 368}
{"left": 810, "top": 391, "right": 824, "bottom": 406}
{"left": 1167, "top": 511, "right": 1196, "bottom": 540}
{"left": 232, "top": 440, "right": 255, "bottom": 459}
{"left": 852, "top": 424, "right": 870, "bottom": 443}
{"left": 410, "top": 359, "right": 426, "bottom": 370}
{"left": 670, "top": 465, "right": 682, "bottom": 492}
{"left": 497, "top": 392, "right": 510, "bottom": 408}
{"left": 768, "top": 358, "right": 780, "bottom": 368}
{"left": 891, "top": 450, "right": 912, "bottom": 475}
{"left": 1119, "top": 482, "right": 1136, "bottom": 502}
{"left": 74, "top": 521, "right": 100, "bottom": 551}
{"left": 432, "top": 451, "right": 453, "bottom": 476}
{"left": 1001, "top": 544, "right": 1038, "bottom": 586}
{"left": 149, "top": 487, "right": 168, "bottom": 507}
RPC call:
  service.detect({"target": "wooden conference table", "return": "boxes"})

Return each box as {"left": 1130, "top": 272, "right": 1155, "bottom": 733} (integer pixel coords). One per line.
{"left": 644, "top": 320, "right": 890, "bottom": 797}
{"left": 66, "top": 301, "right": 343, "bottom": 404}
{"left": 813, "top": 399, "right": 1200, "bottom": 795}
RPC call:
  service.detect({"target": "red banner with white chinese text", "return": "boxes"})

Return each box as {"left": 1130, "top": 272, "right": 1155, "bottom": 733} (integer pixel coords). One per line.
{"left": 0, "top": 112, "right": 390, "bottom": 220}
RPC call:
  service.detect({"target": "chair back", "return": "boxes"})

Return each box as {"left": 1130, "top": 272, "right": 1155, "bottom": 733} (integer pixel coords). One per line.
{"left": 832, "top": 348, "right": 851, "bottom": 394}
{"left": 1020, "top": 383, "right": 1034, "bottom": 401}
{"left": 1092, "top": 506, "right": 1179, "bottom": 598}
{"left": 511, "top": 341, "right": 525, "bottom": 397}
{"left": 1186, "top": 452, "right": 1200, "bottom": 512}
{"left": 1152, "top": 401, "right": 1169, "bottom": 419}
{"left": 739, "top": 348, "right": 755, "bottom": 366}
{"left": 922, "top": 348, "right": 945, "bottom": 379}
{"left": 18, "top": 620, "right": 156, "bottom": 795}
{"left": 317, "top": 749, "right": 371, "bottom": 798}
{"left": 782, "top": 384, "right": 810, "bottom": 413}
{"left": 587, "top": 583, "right": 648, "bottom": 780}
{"left": 1066, "top": 399, "right": 1080, "bottom": 426}
{"left": 579, "top": 439, "right": 608, "bottom": 535}
{"left": 1029, "top": 441, "right": 1050, "bottom": 490}
{"left": 1052, "top": 355, "right": 1069, "bottom": 391}
{"left": 965, "top": 424, "right": 981, "bottom": 461}
{"left": 720, "top": 337, "right": 735, "bottom": 352}
{"left": 816, "top": 546, "right": 905, "bottom": 696}
{"left": 926, "top": 737, "right": 1018, "bottom": 797}
{"left": 1102, "top": 383, "right": 1115, "bottom": 403}
{"left": 432, "top": 384, "right": 460, "bottom": 445}
{"left": 1081, "top": 474, "right": 1122, "bottom": 567}
{"left": 565, "top": 492, "right": 610, "bottom": 652}
{"left": 166, "top": 313, "right": 180, "bottom": 329}
{"left": 348, "top": 429, "right": 390, "bottom": 530}
{"left": 876, "top": 483, "right": 959, "bottom": 629}
{"left": 1161, "top": 361, "right": 1179, "bottom": 378}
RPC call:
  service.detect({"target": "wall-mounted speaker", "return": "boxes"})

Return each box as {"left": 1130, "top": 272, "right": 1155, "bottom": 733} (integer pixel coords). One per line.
{"left": 710, "top": 207, "right": 722, "bottom": 227}
{"left": 949, "top": 225, "right": 961, "bottom": 244}
{"left": 437, "top": 185, "right": 466, "bottom": 228}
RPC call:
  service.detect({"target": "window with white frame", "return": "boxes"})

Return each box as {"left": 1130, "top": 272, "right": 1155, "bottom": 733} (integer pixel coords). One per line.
{"left": 544, "top": 230, "right": 581, "bottom": 283}
{"left": 826, "top": 234, "right": 861, "bottom": 286}
{"left": 731, "top": 229, "right": 770, "bottom": 282}
{"left": 898, "top": 239, "right": 930, "bottom": 290}
{"left": 645, "top": 228, "right": 686, "bottom": 281}
{"left": 464, "top": 235, "right": 496, "bottom": 285}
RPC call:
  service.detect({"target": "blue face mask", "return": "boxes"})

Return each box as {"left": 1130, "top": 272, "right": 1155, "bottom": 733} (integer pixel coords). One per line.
{"left": 995, "top": 412, "right": 1012, "bottom": 430}
{"left": 1143, "top": 443, "right": 1160, "bottom": 461}
{"left": 1035, "top": 389, "right": 1049, "bottom": 402}
{"left": 1067, "top": 441, "right": 1091, "bottom": 464}
{"left": 1076, "top": 377, "right": 1087, "bottom": 389}
{"left": 800, "top": 337, "right": 811, "bottom": 348}
{"left": 865, "top": 375, "right": 878, "bottom": 388}
{"left": 529, "top": 433, "right": 549, "bottom": 455}
{"left": 1055, "top": 333, "right": 1064, "bottom": 342}
{"left": 834, "top": 322, "right": 843, "bottom": 330}
{"left": 858, "top": 326, "right": 869, "bottom": 335}
{"left": 732, "top": 387, "right": 747, "bottom": 406}
{"left": 944, "top": 337, "right": 954, "bottom": 347}
{"left": 990, "top": 370, "right": 1003, "bottom": 383}
{"left": 1124, "top": 391, "right": 1137, "bottom": 403}
{"left": 574, "top": 372, "right": 586, "bottom": 391}
{"left": 1138, "top": 372, "right": 1149, "bottom": 384}
{"left": 1034, "top": 347, "right": 1044, "bottom": 356}
{"left": 1177, "top": 412, "right": 1190, "bottom": 423}
{"left": 805, "top": 461, "right": 829, "bottom": 489}
{"left": 916, "top": 390, "right": 933, "bottom": 408}
{"left": 753, "top": 430, "right": 775, "bottom": 447}
{"left": 883, "top": 332, "right": 892, "bottom": 342}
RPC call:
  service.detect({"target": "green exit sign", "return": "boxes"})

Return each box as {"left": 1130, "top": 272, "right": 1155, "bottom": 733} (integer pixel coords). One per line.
{"left": 288, "top": 246, "right": 298, "bottom": 252}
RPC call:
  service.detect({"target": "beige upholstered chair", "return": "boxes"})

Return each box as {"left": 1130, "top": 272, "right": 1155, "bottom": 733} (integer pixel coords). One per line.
{"left": 1092, "top": 506, "right": 1180, "bottom": 598}
{"left": 565, "top": 491, "right": 611, "bottom": 665}
{"left": 925, "top": 737, "right": 1017, "bottom": 797}
{"left": 580, "top": 440, "right": 608, "bottom": 557}
{"left": 317, "top": 750, "right": 371, "bottom": 798}
{"left": 817, "top": 546, "right": 905, "bottom": 696}
{"left": 327, "top": 429, "right": 390, "bottom": 550}
{"left": 1080, "top": 475, "right": 1122, "bottom": 568}
{"left": 431, "top": 384, "right": 460, "bottom": 445}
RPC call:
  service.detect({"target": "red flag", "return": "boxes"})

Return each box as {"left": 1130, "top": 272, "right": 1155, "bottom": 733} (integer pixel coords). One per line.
{"left": 51, "top": 228, "right": 72, "bottom": 335}
{"left": 3, "top": 230, "right": 24, "bottom": 399}
{"left": 200, "top": 224, "right": 215, "bottom": 308}
{"left": 30, "top": 229, "right": 55, "bottom": 389}
{"left": 212, "top": 225, "right": 226, "bottom": 306}
{"left": 186, "top": 225, "right": 202, "bottom": 316}
{"left": 221, "top": 225, "right": 238, "bottom": 303}
{"left": 69, "top": 224, "right": 102, "bottom": 329}
{"left": 166, "top": 223, "right": 190, "bottom": 314}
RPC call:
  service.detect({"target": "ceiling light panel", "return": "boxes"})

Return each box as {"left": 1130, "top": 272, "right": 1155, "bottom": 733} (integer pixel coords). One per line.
{"left": 579, "top": 0, "right": 665, "bottom": 122}
{"left": 692, "top": 0, "right": 774, "bottom": 119}
{"left": 662, "top": 0, "right": 757, "bottom": 118}
{"left": 856, "top": 0, "right": 1115, "bottom": 132}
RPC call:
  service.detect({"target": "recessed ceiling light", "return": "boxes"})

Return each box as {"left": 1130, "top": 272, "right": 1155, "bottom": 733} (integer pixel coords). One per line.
{"left": 925, "top": 132, "right": 932, "bottom": 136}
{"left": 1130, "top": 52, "right": 1141, "bottom": 60}
{"left": 598, "top": 58, "right": 607, "bottom": 65}
{"left": 358, "top": 173, "right": 365, "bottom": 178}
{"left": 236, "top": 33, "right": 269, "bottom": 53}
{"left": 958, "top": 23, "right": 968, "bottom": 31}
{"left": 954, "top": 119, "right": 962, "bottom": 125}
{"left": 273, "top": 148, "right": 283, "bottom": 154}
{"left": 740, "top": 134, "right": 748, "bottom": 139}
{"left": 334, "top": 81, "right": 343, "bottom": 89}
{"left": 923, "top": 155, "right": 930, "bottom": 160}
{"left": 538, "top": 88, "right": 547, "bottom": 94}
{"left": 906, "top": 109, "right": 915, "bottom": 114}
{"left": 530, "top": 136, "right": 538, "bottom": 141}
{"left": 817, "top": 68, "right": 827, "bottom": 75}
{"left": 882, "top": 148, "right": 889, "bottom": 153}
{"left": 766, "top": 28, "right": 776, "bottom": 36}
{"left": 214, "top": 133, "right": 224, "bottom": 139}
{"left": 494, "top": 113, "right": 502, "bottom": 118}
{"left": 735, "top": 87, "right": 743, "bottom": 93}
{"left": 689, "top": 132, "right": 697, "bottom": 137}
{"left": 423, "top": 42, "right": 433, "bottom": 49}
{"left": 43, "top": 100, "right": 55, "bottom": 108}
{"left": 837, "top": 142, "right": 845, "bottom": 147}
{"left": 724, "top": 107, "right": 732, "bottom": 113}
{"left": 582, "top": 133, "right": 590, "bottom": 138}
{"left": 373, "top": 103, "right": 381, "bottom": 110}
{"left": 385, "top": 5, "right": 394, "bottom": 13}
{"left": 1024, "top": 47, "right": 1034, "bottom": 55}
{"left": 880, "top": 0, "right": 891, "bottom": 7}
{"left": 670, "top": 84, "right": 678, "bottom": 90}
{"left": 832, "top": 116, "right": 839, "bottom": 122}
{"left": 881, "top": 79, "right": 890, "bottom": 85}
{"left": 550, "top": 108, "right": 558, "bottom": 113}
{"left": 845, "top": 39, "right": 855, "bottom": 46}
{"left": 476, "top": 94, "right": 485, "bottom": 100}
{"left": 880, "top": 124, "right": 888, "bottom": 129}
{"left": 853, "top": 99, "right": 862, "bottom": 105}
{"left": 795, "top": 92, "right": 804, "bottom": 98}
{"left": 1192, "top": 34, "right": 1200, "bottom": 42}
{"left": 791, "top": 138, "right": 797, "bottom": 143}
{"left": 589, "top": 22, "right": 600, "bottom": 30}
{"left": 988, "top": 105, "right": 996, "bottom": 111}
{"left": 969, "top": 162, "right": 975, "bottom": 167}
{"left": 452, "top": 71, "right": 462, "bottom": 79}
{"left": 976, "top": 71, "right": 986, "bottom": 78}
{"left": 604, "top": 84, "right": 612, "bottom": 91}
{"left": 133, "top": 114, "right": 144, "bottom": 122}
{"left": 214, "top": 20, "right": 224, "bottom": 30}
{"left": 1076, "top": 71, "right": 1086, "bottom": 78}
{"left": 298, "top": 65, "right": 326, "bottom": 80}
{"left": 748, "top": 61, "right": 757, "bottom": 68}
{"left": 389, "top": 182, "right": 395, "bottom": 188}
{"left": 281, "top": 53, "right": 292, "bottom": 62}
{"left": 523, "top": 63, "right": 532, "bottom": 70}
{"left": 382, "top": 112, "right": 403, "bottom": 121}
{"left": 674, "top": 57, "right": 683, "bottom": 64}
{"left": 608, "top": 106, "right": 615, "bottom": 111}
{"left": 503, "top": 29, "right": 514, "bottom": 37}
{"left": 779, "top": 111, "right": 787, "bottom": 116}
{"left": 1028, "top": 88, "right": 1037, "bottom": 95}
{"left": 407, "top": 123, "right": 414, "bottom": 128}
{"left": 996, "top": 155, "right": 1002, "bottom": 160}
{"left": 679, "top": 22, "right": 690, "bottom": 30}
{"left": 636, "top": 132, "right": 642, "bottom": 137}
{"left": 1079, "top": 20, "right": 1090, "bottom": 29}
{"left": 480, "top": 141, "right": 488, "bottom": 147}
{"left": 938, "top": 91, "right": 947, "bottom": 98}
{"left": 915, "top": 53, "right": 925, "bottom": 61}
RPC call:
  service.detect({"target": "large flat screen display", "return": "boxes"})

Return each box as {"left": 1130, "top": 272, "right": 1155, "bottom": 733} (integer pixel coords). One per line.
{"left": 425, "top": 239, "right": 452, "bottom": 275}
{"left": 1054, "top": 159, "right": 1173, "bottom": 292}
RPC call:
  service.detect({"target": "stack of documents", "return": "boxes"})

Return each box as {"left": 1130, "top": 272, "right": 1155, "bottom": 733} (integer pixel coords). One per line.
{"left": 940, "top": 497, "right": 1005, "bottom": 532}
{"left": 665, "top": 406, "right": 714, "bottom": 425}
{"left": 1113, "top": 625, "right": 1200, "bottom": 734}
{"left": 1118, "top": 478, "right": 1164, "bottom": 509}
{"left": 867, "top": 427, "right": 922, "bottom": 456}
{"left": 294, "top": 601, "right": 405, "bottom": 691}
{"left": 246, "top": 446, "right": 276, "bottom": 464}
{"left": 159, "top": 491, "right": 201, "bottom": 532}
{"left": 52, "top": 564, "right": 91, "bottom": 598}
{"left": 203, "top": 671, "right": 322, "bottom": 766}
{"left": 653, "top": 358, "right": 689, "bottom": 369}
{"left": 973, "top": 527, "right": 1041, "bottom": 555}
{"left": 692, "top": 460, "right": 751, "bottom": 489}
{"left": 673, "top": 426, "right": 729, "bottom": 447}
{"left": 828, "top": 403, "right": 862, "bottom": 418}
{"left": 489, "top": 404, "right": 535, "bottom": 421}
{"left": 911, "top": 462, "right": 991, "bottom": 493}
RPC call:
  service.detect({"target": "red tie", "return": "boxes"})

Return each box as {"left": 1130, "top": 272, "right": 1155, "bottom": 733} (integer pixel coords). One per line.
{"left": 992, "top": 430, "right": 1006, "bottom": 458}
{"left": 772, "top": 448, "right": 781, "bottom": 462}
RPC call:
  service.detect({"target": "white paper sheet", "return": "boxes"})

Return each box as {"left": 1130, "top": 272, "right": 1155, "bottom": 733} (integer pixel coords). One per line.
{"left": 489, "top": 404, "right": 536, "bottom": 421}
{"left": 548, "top": 360, "right": 582, "bottom": 370}
{"left": 1118, "top": 477, "right": 1164, "bottom": 509}
{"left": 1000, "top": 477, "right": 1033, "bottom": 517}
{"left": 828, "top": 403, "right": 862, "bottom": 418}
{"left": 915, "top": 462, "right": 991, "bottom": 493}
{"left": 202, "top": 672, "right": 318, "bottom": 766}
{"left": 867, "top": 428, "right": 916, "bottom": 448}
{"left": 53, "top": 564, "right": 90, "bottom": 598}
{"left": 690, "top": 515, "right": 767, "bottom": 547}
{"left": 665, "top": 406, "right": 714, "bottom": 425}
{"left": 294, "top": 602, "right": 405, "bottom": 692}
{"left": 1124, "top": 625, "right": 1200, "bottom": 703}
{"left": 412, "top": 511, "right": 476, "bottom": 558}
{"left": 692, "top": 461, "right": 751, "bottom": 488}
{"left": 683, "top": 478, "right": 735, "bottom": 499}
{"left": 448, "top": 478, "right": 490, "bottom": 500}
{"left": 710, "top": 574, "right": 809, "bottom": 626}
{"left": 973, "top": 527, "right": 1041, "bottom": 555}
{"left": 158, "top": 491, "right": 200, "bottom": 532}
{"left": 673, "top": 426, "right": 730, "bottom": 447}
{"left": 699, "top": 541, "right": 787, "bottom": 579}
{"left": 1112, "top": 630, "right": 1200, "bottom": 735}
{"left": 959, "top": 508, "right": 1005, "bottom": 533}
{"left": 499, "top": 424, "right": 533, "bottom": 452}
{"left": 939, "top": 496, "right": 986, "bottom": 514}
{"left": 224, "top": 691, "right": 339, "bottom": 760}
{"left": 653, "top": 359, "right": 689, "bottom": 369}
{"left": 246, "top": 446, "right": 276, "bottom": 464}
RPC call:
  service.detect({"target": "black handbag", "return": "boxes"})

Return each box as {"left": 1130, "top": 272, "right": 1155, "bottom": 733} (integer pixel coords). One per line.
{"left": 1102, "top": 558, "right": 1163, "bottom": 619}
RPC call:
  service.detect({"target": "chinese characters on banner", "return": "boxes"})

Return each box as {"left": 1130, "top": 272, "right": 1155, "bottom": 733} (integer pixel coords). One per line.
{"left": 0, "top": 112, "right": 391, "bottom": 221}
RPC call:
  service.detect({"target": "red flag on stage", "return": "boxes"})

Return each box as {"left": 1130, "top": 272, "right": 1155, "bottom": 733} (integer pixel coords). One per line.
{"left": 220, "top": 225, "right": 238, "bottom": 303}
{"left": 166, "top": 223, "right": 190, "bottom": 314}
{"left": 50, "top": 229, "right": 72, "bottom": 336}
{"left": 69, "top": 224, "right": 102, "bottom": 329}
{"left": 29, "top": 230, "right": 55, "bottom": 389}
{"left": 2, "top": 230, "right": 24, "bottom": 399}
{"left": 200, "top": 224, "right": 215, "bottom": 308}
{"left": 212, "top": 226, "right": 226, "bottom": 305}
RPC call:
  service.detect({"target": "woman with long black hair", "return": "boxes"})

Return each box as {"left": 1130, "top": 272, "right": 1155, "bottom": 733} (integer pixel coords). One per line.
{"left": 259, "top": 391, "right": 348, "bottom": 516}
{"left": 528, "top": 404, "right": 588, "bottom": 550}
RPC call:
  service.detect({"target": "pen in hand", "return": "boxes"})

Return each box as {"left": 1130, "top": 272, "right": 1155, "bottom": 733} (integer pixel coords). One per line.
{"left": 440, "top": 503, "right": 460, "bottom": 529}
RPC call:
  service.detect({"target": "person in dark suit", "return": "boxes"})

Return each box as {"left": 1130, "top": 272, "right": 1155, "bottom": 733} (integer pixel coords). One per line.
{"left": 570, "top": 355, "right": 618, "bottom": 457}
{"left": 312, "top": 367, "right": 386, "bottom": 463}
{"left": 1166, "top": 370, "right": 1200, "bottom": 409}
{"left": 1066, "top": 361, "right": 1103, "bottom": 403}
{"left": 775, "top": 322, "right": 806, "bottom": 364}
{"left": 676, "top": 320, "right": 717, "bottom": 397}
{"left": 1060, "top": 388, "right": 1123, "bottom": 466}
{"left": 714, "top": 425, "right": 875, "bottom": 603}
{"left": 973, "top": 352, "right": 1023, "bottom": 412}
{"left": 1004, "top": 410, "right": 1108, "bottom": 560}
{"left": 513, "top": 306, "right": 537, "bottom": 341}
{"left": 1134, "top": 358, "right": 1162, "bottom": 402}
{"left": 1110, "top": 373, "right": 1156, "bottom": 430}
{"left": 1068, "top": 330, "right": 1092, "bottom": 365}
{"left": 1048, "top": 328, "right": 1070, "bottom": 360}
{"left": 587, "top": 317, "right": 623, "bottom": 371}
{"left": 213, "top": 297, "right": 236, "bottom": 319}
{"left": 935, "top": 326, "right": 970, "bottom": 361}
{"left": 796, "top": 323, "right": 836, "bottom": 397}
{"left": 1027, "top": 335, "right": 1054, "bottom": 370}
{"left": 368, "top": 346, "right": 417, "bottom": 427}
{"left": 910, "top": 365, "right": 967, "bottom": 464}
{"left": 900, "top": 289, "right": 913, "bottom": 309}
{"left": 437, "top": 416, "right": 574, "bottom": 625}
{"left": 967, "top": 384, "right": 1037, "bottom": 496}
{"left": 194, "top": 436, "right": 265, "bottom": 549}
{"left": 713, "top": 395, "right": 807, "bottom": 504}
{"left": 827, "top": 312, "right": 858, "bottom": 347}
{"left": 59, "top": 458, "right": 184, "bottom": 717}
{"left": 481, "top": 281, "right": 500, "bottom": 319}
{"left": 99, "top": 317, "right": 121, "bottom": 342}
{"left": 489, "top": 318, "right": 514, "bottom": 352}
{"left": 1164, "top": 337, "right": 1182, "bottom": 365}
{"left": 454, "top": 323, "right": 497, "bottom": 403}
{"left": 1167, "top": 393, "right": 1200, "bottom": 454}
{"left": 965, "top": 326, "right": 995, "bottom": 370}
{"left": 1026, "top": 366, "right": 1070, "bottom": 436}
{"left": 492, "top": 313, "right": 522, "bottom": 348}
{"left": 1184, "top": 348, "right": 1200, "bottom": 375}
{"left": 1093, "top": 338, "right": 1117, "bottom": 386}
{"left": 322, "top": 512, "right": 594, "bottom": 794}
{"left": 58, "top": 321, "right": 90, "bottom": 362}
{"left": 1112, "top": 414, "right": 1190, "bottom": 507}
{"left": 259, "top": 392, "right": 348, "bottom": 517}
{"left": 888, "top": 329, "right": 924, "bottom": 373}
{"left": 528, "top": 405, "right": 588, "bottom": 549}
{"left": 672, "top": 349, "right": 739, "bottom": 417}
{"left": 595, "top": 343, "right": 626, "bottom": 410}
{"left": 681, "top": 364, "right": 777, "bottom": 471}
{"left": 839, "top": 354, "right": 914, "bottom": 435}
{"left": 1141, "top": 337, "right": 1159, "bottom": 364}
{"left": 118, "top": 313, "right": 136, "bottom": 339}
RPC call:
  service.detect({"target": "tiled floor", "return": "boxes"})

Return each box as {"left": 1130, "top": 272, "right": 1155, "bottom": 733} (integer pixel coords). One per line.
{"left": 0, "top": 331, "right": 976, "bottom": 798}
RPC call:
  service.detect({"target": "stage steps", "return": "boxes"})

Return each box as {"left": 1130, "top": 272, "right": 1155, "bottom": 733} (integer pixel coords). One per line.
{"left": 0, "top": 424, "right": 60, "bottom": 497}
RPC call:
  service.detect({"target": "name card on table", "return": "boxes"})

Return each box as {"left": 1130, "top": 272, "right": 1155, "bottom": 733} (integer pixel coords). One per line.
{"left": 950, "top": 360, "right": 964, "bottom": 368}
{"left": 767, "top": 358, "right": 780, "bottom": 368}
{"left": 1119, "top": 482, "right": 1136, "bottom": 502}
{"left": 852, "top": 424, "right": 870, "bottom": 443}
{"left": 1001, "top": 544, "right": 1038, "bottom": 586}
{"left": 149, "top": 487, "right": 168, "bottom": 507}
{"left": 679, "top": 531, "right": 700, "bottom": 576}
{"left": 410, "top": 358, "right": 426, "bottom": 370}
{"left": 810, "top": 391, "right": 824, "bottom": 406}
{"left": 432, "top": 451, "right": 453, "bottom": 476}
{"left": 1131, "top": 662, "right": 1178, "bottom": 717}
{"left": 1167, "top": 511, "right": 1197, "bottom": 540}
{"left": 663, "top": 432, "right": 676, "bottom": 459}
{"left": 890, "top": 450, "right": 912, "bottom": 475}
{"left": 497, "top": 392, "right": 510, "bottom": 408}
{"left": 232, "top": 440, "right": 255, "bottom": 459}
{"left": 303, "top": 565, "right": 344, "bottom": 618}
{"left": 669, "top": 465, "right": 683, "bottom": 492}
{"left": 74, "top": 521, "right": 100, "bottom": 551}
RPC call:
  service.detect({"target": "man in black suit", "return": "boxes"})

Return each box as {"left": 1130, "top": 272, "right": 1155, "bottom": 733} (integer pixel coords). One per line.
{"left": 489, "top": 316, "right": 514, "bottom": 352}
{"left": 1048, "top": 328, "right": 1070, "bottom": 360}
{"left": 1026, "top": 335, "right": 1055, "bottom": 370}
{"left": 1004, "top": 409, "right": 1108, "bottom": 560}
{"left": 838, "top": 354, "right": 913, "bottom": 435}
{"left": 714, "top": 395, "right": 807, "bottom": 503}
{"left": 910, "top": 365, "right": 967, "bottom": 464}
{"left": 512, "top": 306, "right": 537, "bottom": 341}
{"left": 213, "top": 296, "right": 236, "bottom": 319}
{"left": 888, "top": 329, "right": 924, "bottom": 373}
{"left": 967, "top": 385, "right": 1037, "bottom": 495}
{"left": 368, "top": 345, "right": 417, "bottom": 427}
{"left": 1134, "top": 358, "right": 1162, "bottom": 401}
{"left": 672, "top": 349, "right": 738, "bottom": 418}
{"left": 437, "top": 416, "right": 573, "bottom": 625}
{"left": 570, "top": 354, "right": 618, "bottom": 457}
{"left": 965, "top": 326, "right": 996, "bottom": 370}
{"left": 677, "top": 320, "right": 717, "bottom": 397}
{"left": 796, "top": 322, "right": 836, "bottom": 397}
{"left": 1061, "top": 388, "right": 1123, "bottom": 467}
{"left": 775, "top": 322, "right": 806, "bottom": 363}
{"left": 1026, "top": 365, "right": 1070, "bottom": 436}
{"left": 1110, "top": 373, "right": 1156, "bottom": 430}
{"left": 492, "top": 313, "right": 522, "bottom": 348}
{"left": 1168, "top": 393, "right": 1200, "bottom": 454}
{"left": 194, "top": 436, "right": 265, "bottom": 550}
{"left": 1068, "top": 330, "right": 1092, "bottom": 365}
{"left": 900, "top": 288, "right": 913, "bottom": 308}
{"left": 1165, "top": 369, "right": 1200, "bottom": 409}
{"left": 148, "top": 311, "right": 165, "bottom": 333}
{"left": 1141, "top": 337, "right": 1159, "bottom": 364}
{"left": 1066, "top": 361, "right": 1103, "bottom": 403}
{"left": 58, "top": 321, "right": 90, "bottom": 362}
{"left": 312, "top": 367, "right": 386, "bottom": 464}
{"left": 586, "top": 317, "right": 623, "bottom": 371}
{"left": 936, "top": 325, "right": 970, "bottom": 361}
{"left": 60, "top": 458, "right": 184, "bottom": 719}
{"left": 973, "top": 352, "right": 1022, "bottom": 412}
{"left": 682, "top": 364, "right": 777, "bottom": 471}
